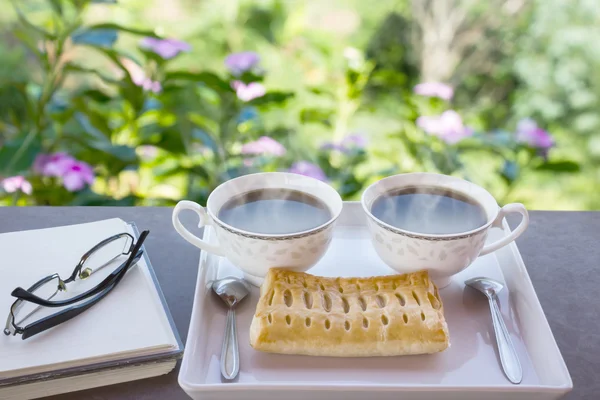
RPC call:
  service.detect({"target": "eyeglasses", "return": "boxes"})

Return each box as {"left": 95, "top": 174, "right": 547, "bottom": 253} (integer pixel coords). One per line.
{"left": 4, "top": 230, "right": 149, "bottom": 340}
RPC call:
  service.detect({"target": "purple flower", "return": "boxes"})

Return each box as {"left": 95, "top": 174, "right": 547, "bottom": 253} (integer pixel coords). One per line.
{"left": 140, "top": 37, "right": 191, "bottom": 59}
{"left": 225, "top": 51, "right": 260, "bottom": 75}
{"left": 413, "top": 82, "right": 454, "bottom": 101}
{"left": 34, "top": 152, "right": 75, "bottom": 177}
{"left": 320, "top": 142, "right": 346, "bottom": 152}
{"left": 232, "top": 81, "right": 266, "bottom": 102}
{"left": 321, "top": 134, "right": 368, "bottom": 153}
{"left": 341, "top": 134, "right": 368, "bottom": 149}
{"left": 516, "top": 118, "right": 553, "bottom": 149}
{"left": 33, "top": 154, "right": 51, "bottom": 174}
{"left": 288, "top": 161, "right": 327, "bottom": 181}
{"left": 32, "top": 152, "right": 95, "bottom": 191}
{"left": 2, "top": 176, "right": 32, "bottom": 195}
{"left": 416, "top": 110, "right": 473, "bottom": 144}
{"left": 61, "top": 160, "right": 95, "bottom": 192}
{"left": 241, "top": 136, "right": 286, "bottom": 157}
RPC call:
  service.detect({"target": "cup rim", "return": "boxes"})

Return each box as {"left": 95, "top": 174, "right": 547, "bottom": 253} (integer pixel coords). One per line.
{"left": 206, "top": 172, "right": 343, "bottom": 239}
{"left": 360, "top": 172, "right": 499, "bottom": 239}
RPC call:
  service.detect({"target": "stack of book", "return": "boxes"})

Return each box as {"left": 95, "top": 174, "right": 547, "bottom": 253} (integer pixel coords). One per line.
{"left": 0, "top": 218, "right": 183, "bottom": 400}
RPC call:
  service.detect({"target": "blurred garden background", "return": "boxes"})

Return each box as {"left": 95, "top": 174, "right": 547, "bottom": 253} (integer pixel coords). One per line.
{"left": 0, "top": 0, "right": 598, "bottom": 209}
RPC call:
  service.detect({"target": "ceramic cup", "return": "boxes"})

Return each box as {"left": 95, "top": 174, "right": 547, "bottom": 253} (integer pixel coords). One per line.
{"left": 361, "top": 173, "right": 529, "bottom": 288}
{"left": 172, "top": 172, "right": 343, "bottom": 286}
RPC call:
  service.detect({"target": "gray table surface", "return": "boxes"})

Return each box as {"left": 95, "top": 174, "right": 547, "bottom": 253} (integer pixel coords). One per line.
{"left": 0, "top": 207, "right": 598, "bottom": 400}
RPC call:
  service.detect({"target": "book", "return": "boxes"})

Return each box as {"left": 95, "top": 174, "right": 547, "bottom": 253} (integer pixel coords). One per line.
{"left": 0, "top": 218, "right": 183, "bottom": 400}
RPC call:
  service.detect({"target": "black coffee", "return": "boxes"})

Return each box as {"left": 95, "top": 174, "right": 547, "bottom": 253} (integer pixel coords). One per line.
{"left": 218, "top": 188, "right": 332, "bottom": 234}
{"left": 371, "top": 187, "right": 487, "bottom": 235}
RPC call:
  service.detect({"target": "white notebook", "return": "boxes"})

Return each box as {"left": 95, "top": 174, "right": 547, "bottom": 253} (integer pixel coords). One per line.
{"left": 0, "top": 218, "right": 182, "bottom": 396}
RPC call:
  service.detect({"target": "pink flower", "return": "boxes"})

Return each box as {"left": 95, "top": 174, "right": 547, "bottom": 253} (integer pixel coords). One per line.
{"left": 34, "top": 152, "right": 76, "bottom": 177}
{"left": 139, "top": 79, "right": 162, "bottom": 93}
{"left": 140, "top": 37, "right": 191, "bottom": 59}
{"left": 232, "top": 81, "right": 266, "bottom": 102}
{"left": 241, "top": 136, "right": 286, "bottom": 156}
{"left": 61, "top": 160, "right": 95, "bottom": 192}
{"left": 416, "top": 110, "right": 473, "bottom": 144}
{"left": 138, "top": 145, "right": 159, "bottom": 161}
{"left": 121, "top": 58, "right": 162, "bottom": 93}
{"left": 33, "top": 152, "right": 95, "bottom": 191}
{"left": 288, "top": 161, "right": 327, "bottom": 181}
{"left": 2, "top": 176, "right": 32, "bottom": 195}
{"left": 413, "top": 82, "right": 454, "bottom": 101}
{"left": 225, "top": 52, "right": 260, "bottom": 75}
{"left": 516, "top": 118, "right": 553, "bottom": 149}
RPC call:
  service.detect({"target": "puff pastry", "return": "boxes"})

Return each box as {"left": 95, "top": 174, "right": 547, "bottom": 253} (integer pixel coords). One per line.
{"left": 249, "top": 268, "right": 449, "bottom": 357}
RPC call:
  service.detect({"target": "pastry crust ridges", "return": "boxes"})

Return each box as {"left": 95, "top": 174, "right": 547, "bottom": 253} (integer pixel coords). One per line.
{"left": 249, "top": 268, "right": 449, "bottom": 357}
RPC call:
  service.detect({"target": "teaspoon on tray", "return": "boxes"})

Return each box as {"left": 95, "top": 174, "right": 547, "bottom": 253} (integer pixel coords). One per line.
{"left": 465, "top": 277, "right": 523, "bottom": 384}
{"left": 212, "top": 277, "right": 251, "bottom": 380}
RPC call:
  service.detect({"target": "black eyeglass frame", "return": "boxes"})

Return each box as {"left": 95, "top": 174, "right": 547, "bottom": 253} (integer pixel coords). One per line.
{"left": 4, "top": 230, "right": 149, "bottom": 340}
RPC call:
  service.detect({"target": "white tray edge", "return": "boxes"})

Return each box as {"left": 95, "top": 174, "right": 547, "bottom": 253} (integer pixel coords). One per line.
{"left": 498, "top": 218, "right": 572, "bottom": 390}
{"left": 178, "top": 202, "right": 573, "bottom": 395}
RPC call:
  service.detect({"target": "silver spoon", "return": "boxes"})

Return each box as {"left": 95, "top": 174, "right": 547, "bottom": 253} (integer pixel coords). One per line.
{"left": 465, "top": 277, "right": 523, "bottom": 384}
{"left": 212, "top": 277, "right": 251, "bottom": 380}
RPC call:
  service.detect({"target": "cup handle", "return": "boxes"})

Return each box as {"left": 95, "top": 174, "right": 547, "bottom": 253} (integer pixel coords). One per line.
{"left": 479, "top": 203, "right": 529, "bottom": 257}
{"left": 172, "top": 200, "right": 226, "bottom": 256}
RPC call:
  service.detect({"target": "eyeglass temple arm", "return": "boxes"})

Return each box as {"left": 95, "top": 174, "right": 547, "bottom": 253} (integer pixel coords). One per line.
{"left": 22, "top": 279, "right": 120, "bottom": 339}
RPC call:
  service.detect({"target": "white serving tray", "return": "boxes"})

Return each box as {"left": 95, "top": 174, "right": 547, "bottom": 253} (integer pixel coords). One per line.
{"left": 178, "top": 202, "right": 572, "bottom": 400}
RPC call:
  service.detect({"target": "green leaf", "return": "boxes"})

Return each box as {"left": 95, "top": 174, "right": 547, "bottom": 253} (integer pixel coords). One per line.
{"left": 12, "top": 4, "right": 57, "bottom": 39}
{"left": 188, "top": 113, "right": 218, "bottom": 135}
{"left": 0, "top": 134, "right": 41, "bottom": 174}
{"left": 75, "top": 114, "right": 136, "bottom": 162}
{"left": 140, "top": 49, "right": 166, "bottom": 65}
{"left": 75, "top": 112, "right": 111, "bottom": 141}
{"left": 338, "top": 180, "right": 363, "bottom": 198}
{"left": 78, "top": 89, "right": 113, "bottom": 103}
{"left": 151, "top": 129, "right": 187, "bottom": 154}
{"left": 237, "top": 70, "right": 264, "bottom": 84}
{"left": 244, "top": 4, "right": 284, "bottom": 44}
{"left": 300, "top": 108, "right": 333, "bottom": 126}
{"left": 99, "top": 144, "right": 138, "bottom": 163}
{"left": 12, "top": 28, "right": 49, "bottom": 68}
{"left": 70, "top": 189, "right": 137, "bottom": 206}
{"left": 71, "top": 28, "right": 118, "bottom": 47}
{"left": 83, "top": 47, "right": 138, "bottom": 80}
{"left": 82, "top": 48, "right": 146, "bottom": 112}
{"left": 165, "top": 71, "right": 232, "bottom": 92}
{"left": 187, "top": 166, "right": 210, "bottom": 180}
{"left": 501, "top": 160, "right": 519, "bottom": 184}
{"left": 308, "top": 87, "right": 334, "bottom": 97}
{"left": 249, "top": 91, "right": 293, "bottom": 106}
{"left": 63, "top": 63, "right": 120, "bottom": 84}
{"left": 192, "top": 128, "right": 219, "bottom": 154}
{"left": 535, "top": 160, "right": 580, "bottom": 173}
{"left": 48, "top": 0, "right": 63, "bottom": 15}
{"left": 84, "top": 23, "right": 159, "bottom": 37}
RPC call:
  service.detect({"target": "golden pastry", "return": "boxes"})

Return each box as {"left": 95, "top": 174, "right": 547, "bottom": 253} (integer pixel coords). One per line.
{"left": 249, "top": 268, "right": 449, "bottom": 357}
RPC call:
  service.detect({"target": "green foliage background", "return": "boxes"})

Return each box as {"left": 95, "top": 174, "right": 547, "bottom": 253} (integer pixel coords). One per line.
{"left": 0, "top": 0, "right": 598, "bottom": 209}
